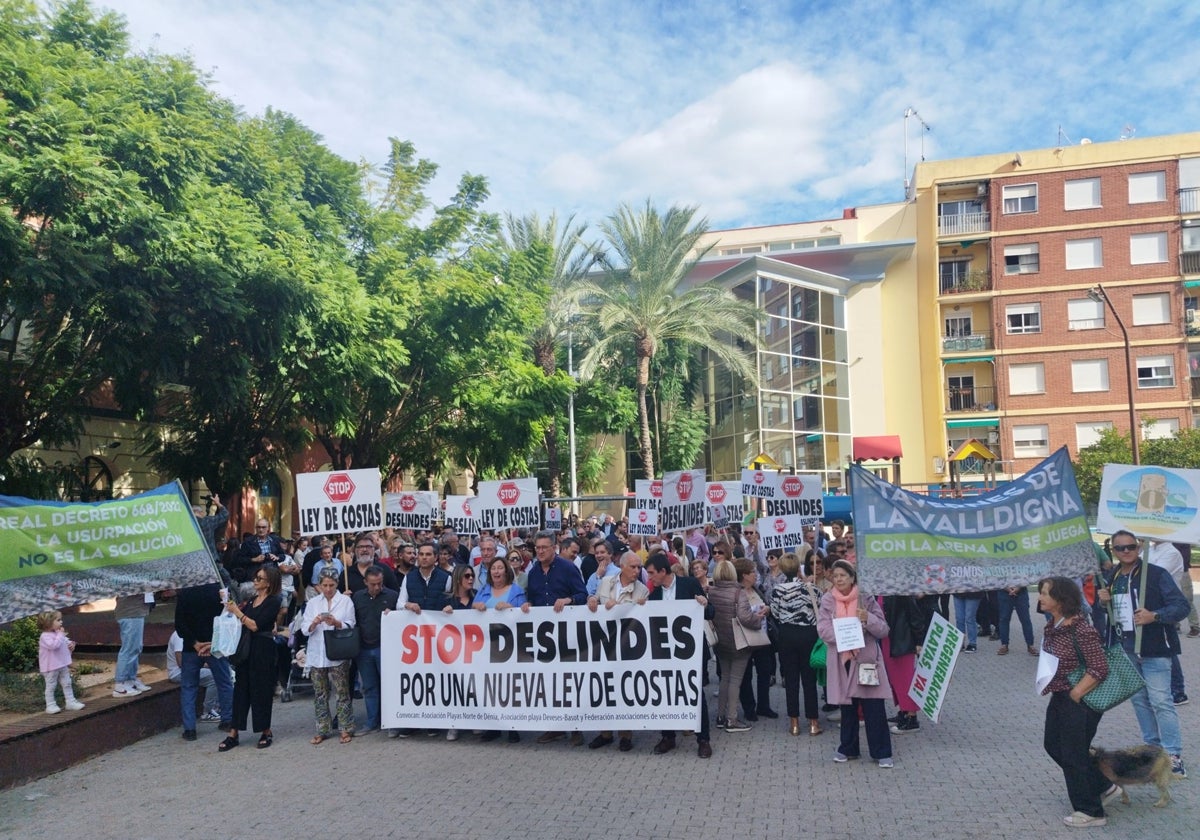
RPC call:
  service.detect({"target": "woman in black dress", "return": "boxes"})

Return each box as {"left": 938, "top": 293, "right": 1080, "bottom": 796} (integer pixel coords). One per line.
{"left": 222, "top": 564, "right": 282, "bottom": 750}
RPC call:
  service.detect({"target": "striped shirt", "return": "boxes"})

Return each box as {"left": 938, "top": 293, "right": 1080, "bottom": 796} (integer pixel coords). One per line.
{"left": 769, "top": 578, "right": 820, "bottom": 627}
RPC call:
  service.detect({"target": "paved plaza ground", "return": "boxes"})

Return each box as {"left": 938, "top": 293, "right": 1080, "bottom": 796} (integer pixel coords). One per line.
{"left": 0, "top": 620, "right": 1196, "bottom": 840}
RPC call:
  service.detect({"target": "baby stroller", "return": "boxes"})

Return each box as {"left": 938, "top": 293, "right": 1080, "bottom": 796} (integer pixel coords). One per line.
{"left": 279, "top": 612, "right": 313, "bottom": 703}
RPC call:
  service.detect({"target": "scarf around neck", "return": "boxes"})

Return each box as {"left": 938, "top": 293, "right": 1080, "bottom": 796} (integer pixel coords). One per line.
{"left": 833, "top": 585, "right": 860, "bottom": 663}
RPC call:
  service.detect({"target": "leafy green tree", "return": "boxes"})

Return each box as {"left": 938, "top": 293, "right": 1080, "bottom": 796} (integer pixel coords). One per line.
{"left": 577, "top": 200, "right": 760, "bottom": 479}
{"left": 1073, "top": 427, "right": 1132, "bottom": 509}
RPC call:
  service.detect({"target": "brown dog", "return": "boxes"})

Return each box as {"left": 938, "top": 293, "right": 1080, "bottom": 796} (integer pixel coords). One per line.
{"left": 1090, "top": 745, "right": 1175, "bottom": 807}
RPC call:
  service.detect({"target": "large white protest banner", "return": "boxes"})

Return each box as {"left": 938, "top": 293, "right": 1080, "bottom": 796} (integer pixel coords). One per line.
{"left": 1096, "top": 463, "right": 1200, "bottom": 542}
{"left": 295, "top": 468, "right": 382, "bottom": 536}
{"left": 908, "top": 612, "right": 964, "bottom": 723}
{"left": 475, "top": 478, "right": 541, "bottom": 531}
{"left": 757, "top": 513, "right": 809, "bottom": 552}
{"left": 631, "top": 479, "right": 662, "bottom": 511}
{"left": 628, "top": 507, "right": 659, "bottom": 537}
{"left": 443, "top": 496, "right": 480, "bottom": 536}
{"left": 705, "top": 482, "right": 744, "bottom": 529}
{"left": 660, "top": 469, "right": 707, "bottom": 532}
{"left": 385, "top": 491, "right": 438, "bottom": 531}
{"left": 380, "top": 601, "right": 704, "bottom": 731}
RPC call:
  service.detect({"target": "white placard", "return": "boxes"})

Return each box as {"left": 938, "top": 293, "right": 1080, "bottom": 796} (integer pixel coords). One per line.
{"left": 762, "top": 473, "right": 823, "bottom": 523}
{"left": 1035, "top": 647, "right": 1060, "bottom": 696}
{"left": 628, "top": 507, "right": 659, "bottom": 537}
{"left": 705, "top": 481, "right": 744, "bottom": 529}
{"left": 380, "top": 601, "right": 704, "bottom": 731}
{"left": 295, "top": 468, "right": 383, "bottom": 536}
{"left": 832, "top": 616, "right": 865, "bottom": 652}
{"left": 660, "top": 469, "right": 707, "bottom": 532}
{"left": 908, "top": 612, "right": 964, "bottom": 723}
{"left": 1096, "top": 464, "right": 1200, "bottom": 542}
{"left": 443, "top": 495, "right": 480, "bottom": 537}
{"left": 385, "top": 491, "right": 437, "bottom": 531}
{"left": 632, "top": 479, "right": 662, "bottom": 511}
{"left": 757, "top": 513, "right": 808, "bottom": 552}
{"left": 741, "top": 468, "right": 776, "bottom": 499}
{"left": 474, "top": 478, "right": 540, "bottom": 531}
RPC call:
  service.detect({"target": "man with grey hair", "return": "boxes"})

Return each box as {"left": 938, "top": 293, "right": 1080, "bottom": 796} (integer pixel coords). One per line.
{"left": 587, "top": 550, "right": 649, "bottom": 751}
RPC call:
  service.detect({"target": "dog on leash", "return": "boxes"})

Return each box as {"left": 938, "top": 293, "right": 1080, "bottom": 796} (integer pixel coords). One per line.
{"left": 1090, "top": 745, "right": 1175, "bottom": 807}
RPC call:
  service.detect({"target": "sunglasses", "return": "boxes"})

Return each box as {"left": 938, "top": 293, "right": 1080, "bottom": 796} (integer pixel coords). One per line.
{"left": 1112, "top": 543, "right": 1139, "bottom": 552}
{"left": 463, "top": 572, "right": 475, "bottom": 578}
{"left": 253, "top": 575, "right": 266, "bottom": 582}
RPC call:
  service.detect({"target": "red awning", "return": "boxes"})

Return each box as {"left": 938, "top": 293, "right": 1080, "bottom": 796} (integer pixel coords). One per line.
{"left": 852, "top": 435, "right": 903, "bottom": 461}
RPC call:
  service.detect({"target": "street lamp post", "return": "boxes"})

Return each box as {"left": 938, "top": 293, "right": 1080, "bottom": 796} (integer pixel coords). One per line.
{"left": 1088, "top": 284, "right": 1140, "bottom": 465}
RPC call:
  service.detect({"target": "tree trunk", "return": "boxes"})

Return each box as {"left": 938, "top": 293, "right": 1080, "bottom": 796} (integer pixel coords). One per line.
{"left": 533, "top": 339, "right": 563, "bottom": 497}
{"left": 636, "top": 349, "right": 654, "bottom": 479}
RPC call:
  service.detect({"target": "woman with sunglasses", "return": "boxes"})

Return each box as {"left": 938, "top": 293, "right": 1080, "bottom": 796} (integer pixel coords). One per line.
{"left": 444, "top": 564, "right": 478, "bottom": 613}
{"left": 222, "top": 564, "right": 283, "bottom": 751}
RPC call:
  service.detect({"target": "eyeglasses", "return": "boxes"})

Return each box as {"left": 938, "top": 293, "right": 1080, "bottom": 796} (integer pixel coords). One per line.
{"left": 253, "top": 575, "right": 266, "bottom": 582}
{"left": 463, "top": 572, "right": 475, "bottom": 579}
{"left": 1112, "top": 543, "right": 1139, "bottom": 552}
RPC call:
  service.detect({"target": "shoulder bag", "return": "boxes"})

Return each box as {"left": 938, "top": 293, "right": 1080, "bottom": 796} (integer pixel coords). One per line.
{"left": 731, "top": 589, "right": 771, "bottom": 649}
{"left": 324, "top": 625, "right": 361, "bottom": 660}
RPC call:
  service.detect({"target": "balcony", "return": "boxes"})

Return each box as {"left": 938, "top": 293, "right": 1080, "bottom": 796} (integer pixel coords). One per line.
{"left": 945, "top": 385, "right": 996, "bottom": 413}
{"left": 938, "top": 211, "right": 990, "bottom": 237}
{"left": 1188, "top": 310, "right": 1200, "bottom": 337}
{"left": 1181, "top": 187, "right": 1200, "bottom": 215}
{"left": 942, "top": 332, "right": 993, "bottom": 352}
{"left": 1181, "top": 250, "right": 1200, "bottom": 276}
{"left": 1192, "top": 376, "right": 1200, "bottom": 400}
{"left": 939, "top": 269, "right": 992, "bottom": 295}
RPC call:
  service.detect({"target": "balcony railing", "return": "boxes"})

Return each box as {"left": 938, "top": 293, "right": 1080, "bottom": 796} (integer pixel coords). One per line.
{"left": 939, "top": 269, "right": 992, "bottom": 295}
{"left": 1181, "top": 250, "right": 1200, "bottom": 275}
{"left": 1181, "top": 187, "right": 1200, "bottom": 215}
{"left": 945, "top": 385, "right": 996, "bottom": 413}
{"left": 938, "top": 211, "right": 990, "bottom": 236}
{"left": 942, "top": 332, "right": 993, "bottom": 352}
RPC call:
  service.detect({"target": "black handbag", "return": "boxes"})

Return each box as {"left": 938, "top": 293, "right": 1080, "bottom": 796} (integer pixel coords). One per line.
{"left": 227, "top": 627, "right": 251, "bottom": 667}
{"left": 324, "top": 626, "right": 360, "bottom": 660}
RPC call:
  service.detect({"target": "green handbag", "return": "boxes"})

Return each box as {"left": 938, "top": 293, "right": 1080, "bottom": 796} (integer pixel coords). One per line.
{"left": 1067, "top": 631, "right": 1144, "bottom": 713}
{"left": 809, "top": 638, "right": 827, "bottom": 686}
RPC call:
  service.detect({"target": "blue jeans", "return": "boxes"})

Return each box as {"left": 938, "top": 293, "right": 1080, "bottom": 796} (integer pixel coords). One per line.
{"left": 116, "top": 618, "right": 144, "bottom": 682}
{"left": 357, "top": 646, "right": 382, "bottom": 730}
{"left": 180, "top": 650, "right": 233, "bottom": 730}
{"left": 997, "top": 589, "right": 1034, "bottom": 647}
{"left": 1171, "top": 653, "right": 1186, "bottom": 698}
{"left": 1120, "top": 641, "right": 1183, "bottom": 756}
{"left": 953, "top": 596, "right": 980, "bottom": 646}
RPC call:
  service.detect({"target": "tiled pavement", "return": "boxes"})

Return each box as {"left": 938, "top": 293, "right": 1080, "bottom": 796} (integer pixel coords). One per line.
{"left": 0, "top": 621, "right": 1196, "bottom": 840}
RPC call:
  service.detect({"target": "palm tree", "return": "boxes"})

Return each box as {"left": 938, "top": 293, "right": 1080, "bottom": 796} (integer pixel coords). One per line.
{"left": 502, "top": 211, "right": 596, "bottom": 496}
{"left": 578, "top": 200, "right": 760, "bottom": 480}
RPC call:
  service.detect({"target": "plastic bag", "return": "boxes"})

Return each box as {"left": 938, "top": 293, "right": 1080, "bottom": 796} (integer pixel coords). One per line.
{"left": 211, "top": 611, "right": 242, "bottom": 659}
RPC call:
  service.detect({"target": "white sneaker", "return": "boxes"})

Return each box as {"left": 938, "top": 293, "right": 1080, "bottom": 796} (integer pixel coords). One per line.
{"left": 199, "top": 710, "right": 221, "bottom": 722}
{"left": 64, "top": 700, "right": 85, "bottom": 711}
{"left": 131, "top": 678, "right": 152, "bottom": 692}
{"left": 112, "top": 682, "right": 141, "bottom": 698}
{"left": 46, "top": 703, "right": 62, "bottom": 714}
{"left": 446, "top": 728, "right": 459, "bottom": 741}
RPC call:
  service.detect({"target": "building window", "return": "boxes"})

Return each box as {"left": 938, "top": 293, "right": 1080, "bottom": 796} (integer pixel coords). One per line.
{"left": 1009, "top": 362, "right": 1045, "bottom": 395}
{"left": 1065, "top": 238, "right": 1103, "bottom": 269}
{"left": 1003, "top": 243, "right": 1039, "bottom": 275}
{"left": 1002, "top": 183, "right": 1037, "bottom": 214}
{"left": 1012, "top": 424, "right": 1050, "bottom": 458}
{"left": 1137, "top": 355, "right": 1175, "bottom": 388}
{"left": 1064, "top": 177, "right": 1102, "bottom": 210}
{"left": 1076, "top": 421, "right": 1113, "bottom": 449}
{"left": 1144, "top": 418, "right": 1180, "bottom": 440}
{"left": 1128, "top": 171, "right": 1166, "bottom": 204}
{"left": 1184, "top": 223, "right": 1200, "bottom": 253}
{"left": 1129, "top": 232, "right": 1168, "bottom": 265}
{"left": 1067, "top": 298, "right": 1104, "bottom": 330}
{"left": 945, "top": 315, "right": 972, "bottom": 337}
{"left": 1131, "top": 292, "right": 1170, "bottom": 325}
{"left": 1071, "top": 359, "right": 1110, "bottom": 392}
{"left": 1006, "top": 302, "right": 1041, "bottom": 334}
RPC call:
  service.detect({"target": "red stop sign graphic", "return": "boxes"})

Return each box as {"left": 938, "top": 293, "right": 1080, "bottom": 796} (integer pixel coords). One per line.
{"left": 497, "top": 482, "right": 520, "bottom": 505}
{"left": 753, "top": 472, "right": 765, "bottom": 484}
{"left": 650, "top": 480, "right": 662, "bottom": 498}
{"left": 323, "top": 473, "right": 356, "bottom": 504}
{"left": 676, "top": 473, "right": 694, "bottom": 501}
{"left": 462, "top": 499, "right": 473, "bottom": 516}
{"left": 707, "top": 484, "right": 727, "bottom": 504}
{"left": 781, "top": 476, "right": 803, "bottom": 498}
{"left": 773, "top": 517, "right": 787, "bottom": 533}
{"left": 638, "top": 510, "right": 648, "bottom": 523}
{"left": 399, "top": 494, "right": 417, "bottom": 512}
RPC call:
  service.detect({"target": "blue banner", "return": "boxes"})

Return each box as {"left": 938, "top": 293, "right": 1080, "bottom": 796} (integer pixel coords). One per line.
{"left": 849, "top": 448, "right": 1097, "bottom": 595}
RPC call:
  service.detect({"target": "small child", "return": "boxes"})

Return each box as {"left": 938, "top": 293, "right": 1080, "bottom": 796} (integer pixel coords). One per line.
{"left": 38, "top": 611, "right": 85, "bottom": 714}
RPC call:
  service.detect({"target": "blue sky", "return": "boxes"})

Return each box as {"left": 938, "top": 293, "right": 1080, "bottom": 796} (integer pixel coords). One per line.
{"left": 96, "top": 0, "right": 1200, "bottom": 230}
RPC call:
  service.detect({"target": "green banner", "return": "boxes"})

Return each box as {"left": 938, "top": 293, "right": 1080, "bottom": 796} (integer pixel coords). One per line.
{"left": 0, "top": 482, "right": 218, "bottom": 623}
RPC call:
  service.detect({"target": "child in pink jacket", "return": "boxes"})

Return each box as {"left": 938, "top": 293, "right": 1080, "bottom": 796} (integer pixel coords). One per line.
{"left": 38, "top": 611, "right": 85, "bottom": 714}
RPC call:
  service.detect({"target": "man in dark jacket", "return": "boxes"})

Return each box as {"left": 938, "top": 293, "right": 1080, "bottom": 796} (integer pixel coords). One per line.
{"left": 647, "top": 552, "right": 715, "bottom": 758}
{"left": 1099, "top": 530, "right": 1190, "bottom": 778}
{"left": 175, "top": 574, "right": 235, "bottom": 740}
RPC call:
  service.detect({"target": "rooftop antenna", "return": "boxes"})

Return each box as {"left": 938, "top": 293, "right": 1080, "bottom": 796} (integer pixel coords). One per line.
{"left": 1057, "top": 125, "right": 1073, "bottom": 146}
{"left": 903, "top": 107, "right": 931, "bottom": 196}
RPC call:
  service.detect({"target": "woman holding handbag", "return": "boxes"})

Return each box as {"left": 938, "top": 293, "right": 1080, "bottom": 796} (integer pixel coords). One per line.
{"left": 735, "top": 559, "right": 779, "bottom": 722}
{"left": 1038, "top": 576, "right": 1118, "bottom": 828}
{"left": 221, "top": 564, "right": 282, "bottom": 751}
{"left": 817, "top": 560, "right": 894, "bottom": 767}
{"left": 302, "top": 568, "right": 357, "bottom": 744}
{"left": 769, "top": 552, "right": 824, "bottom": 736}
{"left": 708, "top": 559, "right": 763, "bottom": 733}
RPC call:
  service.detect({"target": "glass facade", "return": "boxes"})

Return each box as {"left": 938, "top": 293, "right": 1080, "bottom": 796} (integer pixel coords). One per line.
{"left": 701, "top": 274, "right": 851, "bottom": 490}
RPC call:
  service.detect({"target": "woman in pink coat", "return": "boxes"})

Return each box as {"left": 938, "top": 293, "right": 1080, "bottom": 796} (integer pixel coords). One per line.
{"left": 817, "top": 560, "right": 894, "bottom": 768}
